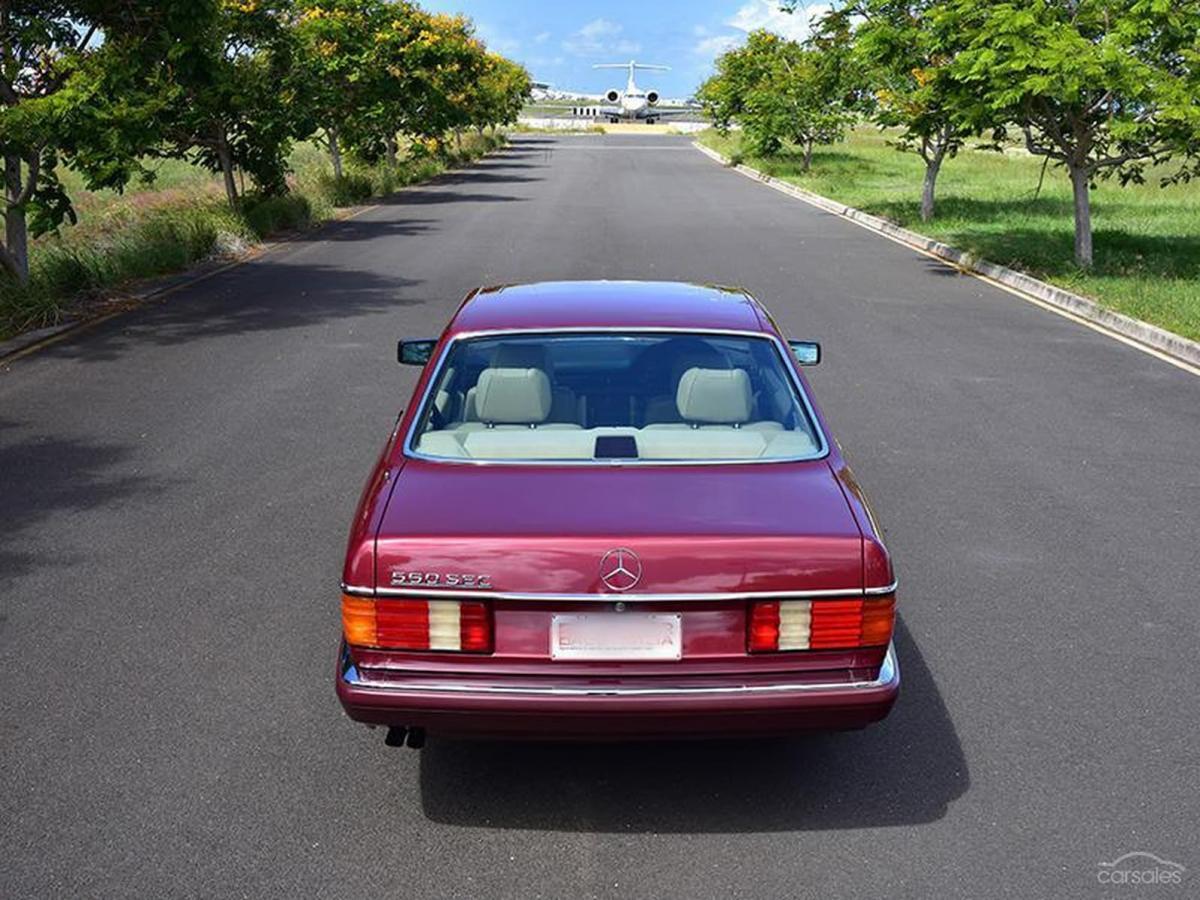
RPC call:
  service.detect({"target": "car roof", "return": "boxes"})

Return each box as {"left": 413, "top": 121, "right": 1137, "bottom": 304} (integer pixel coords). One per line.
{"left": 446, "top": 281, "right": 770, "bottom": 336}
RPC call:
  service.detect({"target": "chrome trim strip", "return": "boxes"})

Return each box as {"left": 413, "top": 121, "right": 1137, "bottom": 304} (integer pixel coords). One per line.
{"left": 341, "top": 580, "right": 898, "bottom": 602}
{"left": 400, "top": 326, "right": 831, "bottom": 467}
{"left": 341, "top": 644, "right": 898, "bottom": 697}
{"left": 863, "top": 580, "right": 899, "bottom": 596}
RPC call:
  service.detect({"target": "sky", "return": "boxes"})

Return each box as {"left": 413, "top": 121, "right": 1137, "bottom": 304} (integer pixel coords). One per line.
{"left": 421, "top": 0, "right": 832, "bottom": 98}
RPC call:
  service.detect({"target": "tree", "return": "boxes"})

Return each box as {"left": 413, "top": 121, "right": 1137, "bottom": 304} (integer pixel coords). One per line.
{"left": 403, "top": 12, "right": 489, "bottom": 155}
{"left": 160, "top": 0, "right": 311, "bottom": 207}
{"left": 466, "top": 53, "right": 531, "bottom": 136}
{"left": 935, "top": 0, "right": 1200, "bottom": 267}
{"left": 700, "top": 30, "right": 853, "bottom": 168}
{"left": 0, "top": 1, "right": 218, "bottom": 282}
{"left": 817, "top": 0, "right": 979, "bottom": 221}
{"left": 294, "top": 0, "right": 393, "bottom": 178}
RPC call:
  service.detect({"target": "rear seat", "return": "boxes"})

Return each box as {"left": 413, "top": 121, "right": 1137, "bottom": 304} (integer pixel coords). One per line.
{"left": 416, "top": 366, "right": 815, "bottom": 460}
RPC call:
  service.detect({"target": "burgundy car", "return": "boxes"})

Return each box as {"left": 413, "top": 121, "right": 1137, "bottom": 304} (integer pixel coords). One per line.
{"left": 337, "top": 281, "right": 898, "bottom": 745}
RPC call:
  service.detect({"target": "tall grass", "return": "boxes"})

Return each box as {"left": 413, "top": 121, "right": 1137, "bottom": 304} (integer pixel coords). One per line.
{"left": 700, "top": 128, "right": 1200, "bottom": 342}
{"left": 1, "top": 132, "right": 505, "bottom": 340}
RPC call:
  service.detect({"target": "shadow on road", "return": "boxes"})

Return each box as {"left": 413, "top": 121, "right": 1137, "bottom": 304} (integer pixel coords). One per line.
{"left": 418, "top": 619, "right": 968, "bottom": 832}
{"left": 439, "top": 170, "right": 543, "bottom": 185}
{"left": 298, "top": 217, "right": 436, "bottom": 242}
{"left": 36, "top": 259, "right": 425, "bottom": 363}
{"left": 0, "top": 419, "right": 170, "bottom": 583}
{"left": 385, "top": 189, "right": 526, "bottom": 205}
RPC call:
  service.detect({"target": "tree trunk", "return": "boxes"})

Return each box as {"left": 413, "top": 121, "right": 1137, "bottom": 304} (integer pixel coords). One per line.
{"left": 454, "top": 128, "right": 463, "bottom": 154}
{"left": 802, "top": 138, "right": 813, "bottom": 172}
{"left": 215, "top": 130, "right": 239, "bottom": 208}
{"left": 1069, "top": 164, "right": 1093, "bottom": 267}
{"left": 3, "top": 155, "right": 29, "bottom": 284}
{"left": 384, "top": 135, "right": 398, "bottom": 167}
{"left": 921, "top": 156, "right": 943, "bottom": 222}
{"left": 328, "top": 127, "right": 344, "bottom": 179}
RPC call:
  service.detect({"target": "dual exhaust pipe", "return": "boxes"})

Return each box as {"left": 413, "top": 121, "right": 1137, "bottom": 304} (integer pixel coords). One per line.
{"left": 384, "top": 725, "right": 426, "bottom": 749}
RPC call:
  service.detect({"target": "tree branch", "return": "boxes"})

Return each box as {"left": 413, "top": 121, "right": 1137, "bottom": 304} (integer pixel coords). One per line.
{"left": 1023, "top": 124, "right": 1066, "bottom": 162}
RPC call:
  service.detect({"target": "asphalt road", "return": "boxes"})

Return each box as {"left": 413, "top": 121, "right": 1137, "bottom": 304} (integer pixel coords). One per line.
{"left": 2, "top": 135, "right": 1198, "bottom": 899}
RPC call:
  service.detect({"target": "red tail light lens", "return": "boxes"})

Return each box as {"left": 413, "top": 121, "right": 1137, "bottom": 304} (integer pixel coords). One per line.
{"left": 748, "top": 600, "right": 781, "bottom": 652}
{"left": 341, "top": 595, "right": 492, "bottom": 653}
{"left": 747, "top": 595, "right": 895, "bottom": 652}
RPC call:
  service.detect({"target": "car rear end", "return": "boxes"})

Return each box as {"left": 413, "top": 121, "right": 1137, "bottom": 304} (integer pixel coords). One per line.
{"left": 336, "top": 465, "right": 899, "bottom": 740}
{"left": 336, "top": 588, "right": 898, "bottom": 739}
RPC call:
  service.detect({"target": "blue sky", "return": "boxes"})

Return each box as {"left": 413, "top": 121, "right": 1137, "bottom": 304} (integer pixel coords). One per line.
{"left": 421, "top": 0, "right": 831, "bottom": 98}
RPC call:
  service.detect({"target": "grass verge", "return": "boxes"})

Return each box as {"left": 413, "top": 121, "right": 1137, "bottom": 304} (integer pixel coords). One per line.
{"left": 699, "top": 128, "right": 1200, "bottom": 342}
{"left": 1, "top": 132, "right": 505, "bottom": 341}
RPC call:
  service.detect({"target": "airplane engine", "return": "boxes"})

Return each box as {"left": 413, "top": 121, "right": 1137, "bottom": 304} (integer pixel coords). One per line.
{"left": 605, "top": 89, "right": 620, "bottom": 103}
{"left": 646, "top": 91, "right": 659, "bottom": 106}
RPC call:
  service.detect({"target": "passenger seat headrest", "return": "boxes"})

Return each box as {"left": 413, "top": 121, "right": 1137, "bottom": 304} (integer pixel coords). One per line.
{"left": 676, "top": 368, "right": 753, "bottom": 424}
{"left": 474, "top": 367, "right": 552, "bottom": 424}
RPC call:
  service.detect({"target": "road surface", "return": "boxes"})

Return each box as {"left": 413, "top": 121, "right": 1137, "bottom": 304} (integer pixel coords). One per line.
{"left": 2, "top": 135, "right": 1197, "bottom": 899}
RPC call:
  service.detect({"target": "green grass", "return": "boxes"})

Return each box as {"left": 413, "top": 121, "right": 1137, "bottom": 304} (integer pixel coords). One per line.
{"left": 1, "top": 132, "right": 505, "bottom": 340}
{"left": 700, "top": 128, "right": 1200, "bottom": 342}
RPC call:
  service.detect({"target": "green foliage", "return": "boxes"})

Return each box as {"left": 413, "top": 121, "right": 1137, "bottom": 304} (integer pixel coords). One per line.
{"left": 316, "top": 172, "right": 375, "bottom": 206}
{"left": 699, "top": 30, "right": 853, "bottom": 164}
{"left": 822, "top": 1, "right": 981, "bottom": 219}
{"left": 0, "top": 129, "right": 506, "bottom": 338}
{"left": 0, "top": 1, "right": 221, "bottom": 280}
{"left": 158, "top": 0, "right": 312, "bottom": 202}
{"left": 1, "top": 0, "right": 527, "bottom": 295}
{"left": 700, "top": 127, "right": 1200, "bottom": 341}
{"left": 932, "top": 0, "right": 1200, "bottom": 264}
{"left": 241, "top": 192, "right": 313, "bottom": 237}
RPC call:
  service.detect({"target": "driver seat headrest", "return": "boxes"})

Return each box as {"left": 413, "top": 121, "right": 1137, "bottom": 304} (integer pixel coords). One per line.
{"left": 474, "top": 367, "right": 552, "bottom": 424}
{"left": 676, "top": 367, "right": 753, "bottom": 424}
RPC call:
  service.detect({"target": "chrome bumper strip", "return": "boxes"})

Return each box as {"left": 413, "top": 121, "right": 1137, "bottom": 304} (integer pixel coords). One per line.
{"left": 341, "top": 644, "right": 898, "bottom": 698}
{"left": 340, "top": 580, "right": 899, "bottom": 602}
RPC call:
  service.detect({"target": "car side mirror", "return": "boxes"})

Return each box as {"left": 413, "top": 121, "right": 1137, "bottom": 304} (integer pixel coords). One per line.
{"left": 788, "top": 340, "right": 821, "bottom": 366}
{"left": 398, "top": 339, "right": 437, "bottom": 366}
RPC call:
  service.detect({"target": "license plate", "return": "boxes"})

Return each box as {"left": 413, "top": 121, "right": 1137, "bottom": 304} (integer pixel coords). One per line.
{"left": 550, "top": 613, "right": 682, "bottom": 661}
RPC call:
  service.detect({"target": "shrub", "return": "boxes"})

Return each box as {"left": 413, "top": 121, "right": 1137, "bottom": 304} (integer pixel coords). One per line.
{"left": 315, "top": 172, "right": 374, "bottom": 206}
{"left": 242, "top": 193, "right": 313, "bottom": 237}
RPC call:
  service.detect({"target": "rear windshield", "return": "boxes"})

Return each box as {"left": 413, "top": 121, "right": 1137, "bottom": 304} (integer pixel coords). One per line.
{"left": 409, "top": 332, "right": 823, "bottom": 463}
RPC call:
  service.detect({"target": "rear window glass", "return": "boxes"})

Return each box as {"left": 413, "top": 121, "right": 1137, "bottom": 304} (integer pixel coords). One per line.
{"left": 410, "top": 332, "right": 823, "bottom": 463}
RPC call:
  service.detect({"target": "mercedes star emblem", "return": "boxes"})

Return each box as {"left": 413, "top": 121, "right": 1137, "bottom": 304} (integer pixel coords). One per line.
{"left": 599, "top": 548, "right": 642, "bottom": 592}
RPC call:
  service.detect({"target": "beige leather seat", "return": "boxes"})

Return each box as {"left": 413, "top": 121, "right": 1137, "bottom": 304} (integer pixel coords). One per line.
{"left": 416, "top": 366, "right": 814, "bottom": 461}
{"left": 646, "top": 367, "right": 758, "bottom": 429}
{"left": 461, "top": 344, "right": 579, "bottom": 426}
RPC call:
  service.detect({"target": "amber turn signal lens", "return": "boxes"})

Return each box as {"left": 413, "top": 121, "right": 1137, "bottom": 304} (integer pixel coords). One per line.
{"left": 860, "top": 596, "right": 896, "bottom": 647}
{"left": 341, "top": 594, "right": 378, "bottom": 648}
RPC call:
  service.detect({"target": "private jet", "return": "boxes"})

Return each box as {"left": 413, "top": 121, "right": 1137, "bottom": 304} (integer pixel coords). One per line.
{"left": 592, "top": 61, "right": 691, "bottom": 124}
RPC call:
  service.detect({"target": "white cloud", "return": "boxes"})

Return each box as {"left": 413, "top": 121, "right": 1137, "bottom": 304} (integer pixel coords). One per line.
{"left": 727, "top": 0, "right": 830, "bottom": 42}
{"left": 533, "top": 31, "right": 551, "bottom": 45}
{"left": 693, "top": 34, "right": 739, "bottom": 57}
{"left": 562, "top": 18, "right": 641, "bottom": 57}
{"left": 692, "top": 1, "right": 832, "bottom": 60}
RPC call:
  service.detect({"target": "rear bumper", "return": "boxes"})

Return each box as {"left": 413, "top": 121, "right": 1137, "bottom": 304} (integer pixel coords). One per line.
{"left": 336, "top": 643, "right": 899, "bottom": 738}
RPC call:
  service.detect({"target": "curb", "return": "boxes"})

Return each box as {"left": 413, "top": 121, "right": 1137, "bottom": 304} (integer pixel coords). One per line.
{"left": 692, "top": 140, "right": 1200, "bottom": 371}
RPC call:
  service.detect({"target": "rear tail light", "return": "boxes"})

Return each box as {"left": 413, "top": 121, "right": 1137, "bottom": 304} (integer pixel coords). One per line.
{"left": 341, "top": 595, "right": 492, "bottom": 652}
{"left": 748, "top": 595, "right": 894, "bottom": 652}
